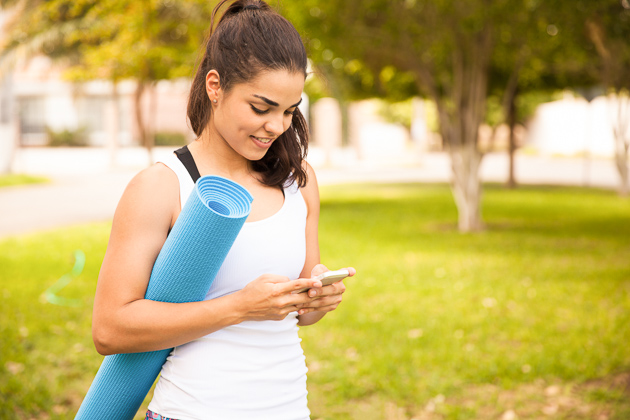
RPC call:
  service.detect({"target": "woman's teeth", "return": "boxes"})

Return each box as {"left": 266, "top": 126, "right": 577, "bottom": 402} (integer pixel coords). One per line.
{"left": 253, "top": 136, "right": 272, "bottom": 144}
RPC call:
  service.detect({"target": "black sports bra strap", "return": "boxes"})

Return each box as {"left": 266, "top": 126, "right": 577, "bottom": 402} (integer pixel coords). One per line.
{"left": 174, "top": 145, "right": 201, "bottom": 183}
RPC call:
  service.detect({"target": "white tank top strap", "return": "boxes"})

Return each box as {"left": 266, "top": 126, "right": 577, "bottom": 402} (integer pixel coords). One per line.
{"left": 284, "top": 180, "right": 306, "bottom": 217}
{"left": 156, "top": 153, "right": 195, "bottom": 209}
{"left": 284, "top": 176, "right": 300, "bottom": 195}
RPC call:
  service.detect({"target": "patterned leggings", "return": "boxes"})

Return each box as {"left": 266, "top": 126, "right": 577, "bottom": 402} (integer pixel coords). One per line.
{"left": 145, "top": 409, "right": 179, "bottom": 420}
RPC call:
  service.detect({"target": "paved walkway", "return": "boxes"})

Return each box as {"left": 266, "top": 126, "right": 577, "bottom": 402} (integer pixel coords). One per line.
{"left": 0, "top": 147, "right": 621, "bottom": 239}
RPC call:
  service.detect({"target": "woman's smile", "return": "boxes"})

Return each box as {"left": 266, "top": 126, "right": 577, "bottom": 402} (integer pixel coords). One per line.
{"left": 250, "top": 135, "right": 275, "bottom": 147}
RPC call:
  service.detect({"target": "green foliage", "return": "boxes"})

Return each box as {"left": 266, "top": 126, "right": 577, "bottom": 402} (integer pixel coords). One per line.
{"left": 376, "top": 98, "right": 440, "bottom": 133}
{"left": 1, "top": 184, "right": 630, "bottom": 418}
{"left": 489, "top": 0, "right": 598, "bottom": 94}
{"left": 424, "top": 100, "right": 440, "bottom": 133}
{"left": 515, "top": 90, "right": 565, "bottom": 123}
{"left": 287, "top": 0, "right": 609, "bottom": 131}
{"left": 154, "top": 131, "right": 187, "bottom": 147}
{"left": 46, "top": 126, "right": 88, "bottom": 147}
{"left": 286, "top": 3, "right": 417, "bottom": 103}
{"left": 484, "top": 95, "right": 504, "bottom": 128}
{"left": 485, "top": 89, "right": 565, "bottom": 127}
{"left": 1, "top": 0, "right": 214, "bottom": 82}
{"left": 581, "top": 0, "right": 630, "bottom": 93}
{"left": 1, "top": 0, "right": 216, "bottom": 152}
{"left": 0, "top": 174, "right": 48, "bottom": 188}
{"left": 376, "top": 98, "right": 413, "bottom": 129}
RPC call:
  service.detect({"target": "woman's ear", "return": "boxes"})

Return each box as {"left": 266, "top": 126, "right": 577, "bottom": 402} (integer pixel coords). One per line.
{"left": 206, "top": 70, "right": 221, "bottom": 103}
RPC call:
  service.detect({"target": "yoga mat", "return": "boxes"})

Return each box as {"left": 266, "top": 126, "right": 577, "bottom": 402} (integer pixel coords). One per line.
{"left": 75, "top": 175, "right": 253, "bottom": 420}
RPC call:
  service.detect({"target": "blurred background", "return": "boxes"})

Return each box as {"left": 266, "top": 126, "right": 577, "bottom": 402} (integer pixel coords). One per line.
{"left": 0, "top": 1, "right": 629, "bottom": 419}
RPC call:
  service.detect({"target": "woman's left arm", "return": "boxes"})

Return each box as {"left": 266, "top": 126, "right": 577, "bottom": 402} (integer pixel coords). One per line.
{"left": 297, "top": 162, "right": 355, "bottom": 326}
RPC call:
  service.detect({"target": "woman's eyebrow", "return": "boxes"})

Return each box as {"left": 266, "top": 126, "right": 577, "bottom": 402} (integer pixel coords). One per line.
{"left": 253, "top": 95, "right": 302, "bottom": 108}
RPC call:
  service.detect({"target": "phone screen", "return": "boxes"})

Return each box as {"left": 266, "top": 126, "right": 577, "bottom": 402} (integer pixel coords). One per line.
{"left": 295, "top": 269, "right": 349, "bottom": 293}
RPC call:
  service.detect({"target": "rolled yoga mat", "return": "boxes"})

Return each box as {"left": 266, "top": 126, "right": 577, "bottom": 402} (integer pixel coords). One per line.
{"left": 75, "top": 175, "right": 253, "bottom": 420}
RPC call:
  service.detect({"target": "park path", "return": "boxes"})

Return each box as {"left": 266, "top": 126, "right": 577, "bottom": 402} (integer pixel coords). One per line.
{"left": 0, "top": 148, "right": 620, "bottom": 239}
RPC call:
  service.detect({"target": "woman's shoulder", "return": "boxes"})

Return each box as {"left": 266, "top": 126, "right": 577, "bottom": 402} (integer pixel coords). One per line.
{"left": 127, "top": 163, "right": 179, "bottom": 196}
{"left": 115, "top": 164, "right": 180, "bottom": 228}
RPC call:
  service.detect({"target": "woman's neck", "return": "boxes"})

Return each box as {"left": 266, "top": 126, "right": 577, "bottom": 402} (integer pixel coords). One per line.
{"left": 190, "top": 126, "right": 253, "bottom": 181}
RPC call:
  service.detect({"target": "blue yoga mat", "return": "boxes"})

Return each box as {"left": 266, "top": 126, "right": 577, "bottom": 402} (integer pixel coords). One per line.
{"left": 75, "top": 175, "right": 253, "bottom": 420}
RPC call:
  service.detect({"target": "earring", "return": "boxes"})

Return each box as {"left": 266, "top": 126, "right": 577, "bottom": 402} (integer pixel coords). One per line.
{"left": 213, "top": 99, "right": 217, "bottom": 103}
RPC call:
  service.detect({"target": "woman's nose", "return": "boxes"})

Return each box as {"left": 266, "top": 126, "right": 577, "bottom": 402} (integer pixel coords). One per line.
{"left": 264, "top": 113, "right": 285, "bottom": 136}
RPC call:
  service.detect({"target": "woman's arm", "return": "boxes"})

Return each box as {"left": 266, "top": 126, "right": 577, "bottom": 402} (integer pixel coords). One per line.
{"left": 296, "top": 163, "right": 355, "bottom": 326}
{"left": 92, "top": 164, "right": 322, "bottom": 355}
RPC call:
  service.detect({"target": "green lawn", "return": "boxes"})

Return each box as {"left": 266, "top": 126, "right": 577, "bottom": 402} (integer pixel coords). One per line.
{"left": 1, "top": 183, "right": 629, "bottom": 419}
{"left": 0, "top": 174, "right": 49, "bottom": 188}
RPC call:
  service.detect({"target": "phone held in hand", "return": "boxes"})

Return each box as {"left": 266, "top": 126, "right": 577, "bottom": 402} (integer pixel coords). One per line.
{"left": 295, "top": 269, "right": 350, "bottom": 294}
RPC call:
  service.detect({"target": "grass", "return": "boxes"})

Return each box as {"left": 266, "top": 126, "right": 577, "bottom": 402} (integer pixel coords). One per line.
{"left": 0, "top": 174, "right": 49, "bottom": 188}
{"left": 1, "top": 183, "right": 629, "bottom": 419}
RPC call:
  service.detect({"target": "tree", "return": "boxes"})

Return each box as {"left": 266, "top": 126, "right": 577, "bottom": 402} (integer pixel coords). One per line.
{"left": 584, "top": 0, "right": 630, "bottom": 196}
{"left": 290, "top": 0, "right": 522, "bottom": 231}
{"left": 1, "top": 0, "right": 212, "bottom": 164}
{"left": 0, "top": 0, "right": 88, "bottom": 172}
{"left": 289, "top": 0, "right": 611, "bottom": 230}
{"left": 486, "top": 0, "right": 597, "bottom": 188}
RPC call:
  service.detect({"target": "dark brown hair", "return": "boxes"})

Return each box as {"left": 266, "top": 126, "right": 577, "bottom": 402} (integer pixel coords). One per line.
{"left": 187, "top": 0, "right": 309, "bottom": 188}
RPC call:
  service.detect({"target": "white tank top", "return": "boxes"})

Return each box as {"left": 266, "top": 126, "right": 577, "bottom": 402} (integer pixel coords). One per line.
{"left": 148, "top": 153, "right": 310, "bottom": 420}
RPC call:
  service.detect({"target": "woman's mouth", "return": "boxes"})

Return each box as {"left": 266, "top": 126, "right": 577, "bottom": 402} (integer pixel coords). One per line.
{"left": 251, "top": 136, "right": 274, "bottom": 147}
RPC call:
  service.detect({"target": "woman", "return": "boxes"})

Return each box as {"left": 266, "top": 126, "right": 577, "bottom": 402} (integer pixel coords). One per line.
{"left": 91, "top": 1, "right": 355, "bottom": 419}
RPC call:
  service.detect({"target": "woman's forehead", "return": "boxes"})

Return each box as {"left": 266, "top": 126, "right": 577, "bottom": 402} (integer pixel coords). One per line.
{"left": 234, "top": 70, "right": 304, "bottom": 105}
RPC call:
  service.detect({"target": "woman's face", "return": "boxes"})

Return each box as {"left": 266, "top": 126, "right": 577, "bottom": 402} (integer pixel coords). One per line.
{"left": 210, "top": 69, "right": 305, "bottom": 162}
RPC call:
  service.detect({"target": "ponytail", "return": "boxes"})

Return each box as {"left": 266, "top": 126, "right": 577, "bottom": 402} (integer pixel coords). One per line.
{"left": 187, "top": 0, "right": 309, "bottom": 188}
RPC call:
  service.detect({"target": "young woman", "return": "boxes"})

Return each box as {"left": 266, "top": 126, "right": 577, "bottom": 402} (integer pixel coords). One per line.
{"left": 91, "top": 1, "right": 355, "bottom": 419}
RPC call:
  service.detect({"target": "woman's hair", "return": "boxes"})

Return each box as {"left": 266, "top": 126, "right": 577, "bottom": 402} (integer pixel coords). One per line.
{"left": 187, "top": 0, "right": 309, "bottom": 188}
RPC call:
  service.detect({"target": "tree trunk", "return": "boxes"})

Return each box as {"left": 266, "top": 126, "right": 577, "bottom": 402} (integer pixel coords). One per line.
{"left": 108, "top": 81, "right": 120, "bottom": 167}
{"left": 324, "top": 65, "right": 351, "bottom": 150}
{"left": 507, "top": 88, "right": 517, "bottom": 189}
{"left": 586, "top": 21, "right": 629, "bottom": 197}
{"left": 449, "top": 142, "right": 483, "bottom": 231}
{"left": 616, "top": 150, "right": 629, "bottom": 197}
{"left": 403, "top": 18, "right": 491, "bottom": 231}
{"left": 134, "top": 80, "right": 153, "bottom": 165}
{"left": 500, "top": 59, "right": 522, "bottom": 190}
{"left": 612, "top": 94, "right": 629, "bottom": 197}
{"left": 148, "top": 81, "right": 158, "bottom": 166}
{"left": 340, "top": 99, "right": 349, "bottom": 147}
{"left": 438, "top": 98, "right": 485, "bottom": 232}
{"left": 0, "top": 71, "right": 18, "bottom": 174}
{"left": 434, "top": 28, "right": 491, "bottom": 232}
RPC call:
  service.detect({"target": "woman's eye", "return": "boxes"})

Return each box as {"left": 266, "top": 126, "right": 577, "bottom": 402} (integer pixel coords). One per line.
{"left": 285, "top": 109, "right": 296, "bottom": 116}
{"left": 250, "top": 105, "right": 269, "bottom": 115}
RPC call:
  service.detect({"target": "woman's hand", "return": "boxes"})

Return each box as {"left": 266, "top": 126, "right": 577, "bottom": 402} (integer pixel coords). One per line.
{"left": 297, "top": 264, "right": 356, "bottom": 324}
{"left": 235, "top": 274, "right": 324, "bottom": 321}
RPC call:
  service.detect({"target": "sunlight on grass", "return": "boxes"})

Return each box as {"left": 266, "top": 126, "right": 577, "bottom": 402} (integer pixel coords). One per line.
{"left": 0, "top": 174, "right": 49, "bottom": 188}
{"left": 1, "top": 184, "right": 629, "bottom": 419}
{"left": 304, "top": 184, "right": 630, "bottom": 419}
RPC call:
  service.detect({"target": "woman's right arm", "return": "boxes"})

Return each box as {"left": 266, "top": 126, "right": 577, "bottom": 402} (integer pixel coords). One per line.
{"left": 92, "top": 164, "right": 322, "bottom": 356}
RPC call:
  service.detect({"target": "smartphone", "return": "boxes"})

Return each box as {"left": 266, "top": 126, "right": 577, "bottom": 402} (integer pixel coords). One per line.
{"left": 295, "top": 269, "right": 350, "bottom": 294}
